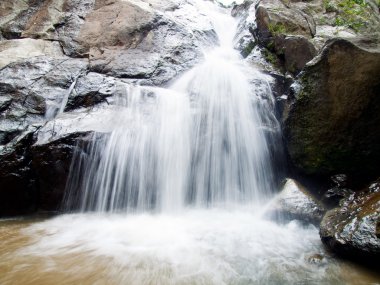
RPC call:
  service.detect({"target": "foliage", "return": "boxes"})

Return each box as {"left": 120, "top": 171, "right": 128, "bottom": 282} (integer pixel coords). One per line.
{"left": 323, "top": 0, "right": 371, "bottom": 32}
{"left": 268, "top": 23, "right": 287, "bottom": 35}
{"left": 263, "top": 49, "right": 278, "bottom": 65}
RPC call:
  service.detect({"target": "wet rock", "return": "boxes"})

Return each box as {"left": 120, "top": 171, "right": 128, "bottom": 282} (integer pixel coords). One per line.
{"left": 322, "top": 174, "right": 354, "bottom": 208}
{"left": 268, "top": 178, "right": 326, "bottom": 225}
{"left": 0, "top": 56, "right": 88, "bottom": 123}
{"left": 65, "top": 72, "right": 119, "bottom": 111}
{"left": 31, "top": 132, "right": 93, "bottom": 212}
{"left": 284, "top": 38, "right": 380, "bottom": 182}
{"left": 307, "top": 253, "right": 325, "bottom": 265}
{"left": 0, "top": 126, "right": 38, "bottom": 216}
{"left": 0, "top": 0, "right": 216, "bottom": 85}
{"left": 80, "top": 0, "right": 216, "bottom": 85}
{"left": 320, "top": 179, "right": 380, "bottom": 262}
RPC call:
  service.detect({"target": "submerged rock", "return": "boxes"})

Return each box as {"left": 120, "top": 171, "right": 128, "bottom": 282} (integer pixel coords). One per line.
{"left": 284, "top": 38, "right": 380, "bottom": 182}
{"left": 268, "top": 178, "right": 325, "bottom": 225}
{"left": 320, "top": 179, "right": 380, "bottom": 263}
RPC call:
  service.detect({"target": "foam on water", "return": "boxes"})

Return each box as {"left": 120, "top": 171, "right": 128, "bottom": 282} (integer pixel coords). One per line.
{"left": 1, "top": 208, "right": 379, "bottom": 284}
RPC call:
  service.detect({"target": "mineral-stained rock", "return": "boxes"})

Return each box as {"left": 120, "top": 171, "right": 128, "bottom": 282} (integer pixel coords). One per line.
{"left": 320, "top": 179, "right": 380, "bottom": 262}
{"left": 284, "top": 38, "right": 380, "bottom": 182}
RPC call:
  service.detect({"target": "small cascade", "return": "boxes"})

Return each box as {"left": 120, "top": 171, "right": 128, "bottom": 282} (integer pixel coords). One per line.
{"left": 65, "top": 2, "right": 282, "bottom": 213}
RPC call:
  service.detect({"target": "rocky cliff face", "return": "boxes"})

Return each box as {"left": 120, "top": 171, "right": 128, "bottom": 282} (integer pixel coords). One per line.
{"left": 0, "top": 0, "right": 217, "bottom": 216}
{"left": 233, "top": 0, "right": 380, "bottom": 184}
{"left": 233, "top": 0, "right": 380, "bottom": 264}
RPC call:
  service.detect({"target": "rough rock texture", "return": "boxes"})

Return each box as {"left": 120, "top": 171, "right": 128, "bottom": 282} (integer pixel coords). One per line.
{"left": 268, "top": 178, "right": 326, "bottom": 225}
{"left": 284, "top": 38, "right": 380, "bottom": 182}
{"left": 0, "top": 39, "right": 63, "bottom": 69}
{"left": 320, "top": 179, "right": 380, "bottom": 262}
{"left": 233, "top": 0, "right": 380, "bottom": 75}
{"left": 0, "top": 0, "right": 218, "bottom": 216}
{"left": 0, "top": 0, "right": 216, "bottom": 85}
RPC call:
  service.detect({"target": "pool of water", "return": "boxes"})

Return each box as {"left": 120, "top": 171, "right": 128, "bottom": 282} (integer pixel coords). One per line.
{"left": 1, "top": 208, "right": 379, "bottom": 285}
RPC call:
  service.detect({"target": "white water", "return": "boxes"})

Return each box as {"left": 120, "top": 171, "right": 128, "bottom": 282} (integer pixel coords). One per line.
{"left": 65, "top": 2, "right": 280, "bottom": 213}
{"left": 2, "top": 209, "right": 375, "bottom": 285}
{"left": 1, "top": 3, "right": 379, "bottom": 285}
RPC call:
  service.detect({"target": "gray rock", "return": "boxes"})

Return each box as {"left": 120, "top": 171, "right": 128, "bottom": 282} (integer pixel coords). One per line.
{"left": 320, "top": 179, "right": 380, "bottom": 262}
{"left": 267, "top": 178, "right": 326, "bottom": 225}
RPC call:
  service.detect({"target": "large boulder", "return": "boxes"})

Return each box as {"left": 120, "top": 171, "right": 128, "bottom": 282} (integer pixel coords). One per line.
{"left": 320, "top": 179, "right": 380, "bottom": 263}
{"left": 0, "top": 0, "right": 216, "bottom": 85}
{"left": 284, "top": 38, "right": 380, "bottom": 182}
{"left": 0, "top": 0, "right": 219, "bottom": 216}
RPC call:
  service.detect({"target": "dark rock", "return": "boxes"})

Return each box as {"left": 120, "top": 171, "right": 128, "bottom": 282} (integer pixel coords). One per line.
{"left": 273, "top": 35, "right": 317, "bottom": 75}
{"left": 32, "top": 132, "right": 93, "bottom": 212}
{"left": 331, "top": 174, "right": 348, "bottom": 188}
{"left": 320, "top": 179, "right": 380, "bottom": 263}
{"left": 284, "top": 38, "right": 380, "bottom": 183}
{"left": 0, "top": 126, "right": 38, "bottom": 216}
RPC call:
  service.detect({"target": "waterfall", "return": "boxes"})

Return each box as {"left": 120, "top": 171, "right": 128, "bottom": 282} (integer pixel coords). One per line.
{"left": 65, "top": 2, "right": 282, "bottom": 213}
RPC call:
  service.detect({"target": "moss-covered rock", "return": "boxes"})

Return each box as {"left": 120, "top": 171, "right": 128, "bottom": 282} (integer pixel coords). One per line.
{"left": 284, "top": 38, "right": 380, "bottom": 182}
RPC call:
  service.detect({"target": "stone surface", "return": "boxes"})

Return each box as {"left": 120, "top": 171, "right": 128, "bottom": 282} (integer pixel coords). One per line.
{"left": 320, "top": 179, "right": 380, "bottom": 262}
{"left": 284, "top": 38, "right": 380, "bottom": 182}
{"left": 267, "top": 178, "right": 326, "bottom": 225}
{"left": 0, "top": 39, "right": 63, "bottom": 69}
{"left": 233, "top": 0, "right": 380, "bottom": 75}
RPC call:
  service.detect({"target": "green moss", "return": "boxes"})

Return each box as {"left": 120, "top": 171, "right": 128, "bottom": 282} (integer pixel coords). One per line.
{"left": 268, "top": 23, "right": 287, "bottom": 35}
{"left": 324, "top": 0, "right": 371, "bottom": 32}
{"left": 241, "top": 41, "right": 255, "bottom": 58}
{"left": 263, "top": 49, "right": 278, "bottom": 65}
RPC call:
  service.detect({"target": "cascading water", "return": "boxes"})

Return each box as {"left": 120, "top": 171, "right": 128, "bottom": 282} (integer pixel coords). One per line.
{"left": 2, "top": 2, "right": 377, "bottom": 285}
{"left": 65, "top": 3, "right": 280, "bottom": 213}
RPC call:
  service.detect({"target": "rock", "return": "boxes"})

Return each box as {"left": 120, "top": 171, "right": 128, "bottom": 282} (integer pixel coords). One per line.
{"left": 65, "top": 72, "right": 120, "bottom": 111}
{"left": 320, "top": 179, "right": 380, "bottom": 263}
{"left": 306, "top": 253, "right": 325, "bottom": 265}
{"left": 284, "top": 38, "right": 380, "bottom": 183}
{"left": 233, "top": 0, "right": 380, "bottom": 76}
{"left": 81, "top": 0, "right": 216, "bottom": 85}
{"left": 267, "top": 178, "right": 326, "bottom": 225}
{"left": 0, "top": 56, "right": 88, "bottom": 124}
{"left": 321, "top": 174, "right": 354, "bottom": 208}
{"left": 0, "top": 39, "right": 63, "bottom": 69}
{"left": 0, "top": 126, "right": 38, "bottom": 216}
{"left": 0, "top": 0, "right": 216, "bottom": 85}
{"left": 31, "top": 132, "right": 94, "bottom": 212}
{"left": 273, "top": 35, "right": 317, "bottom": 75}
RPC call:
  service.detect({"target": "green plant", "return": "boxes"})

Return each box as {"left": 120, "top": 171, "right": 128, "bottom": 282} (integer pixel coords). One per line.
{"left": 268, "top": 23, "right": 287, "bottom": 35}
{"left": 263, "top": 49, "right": 278, "bottom": 65}
{"left": 328, "top": 0, "right": 370, "bottom": 32}
{"left": 323, "top": 0, "right": 337, "bottom": 12}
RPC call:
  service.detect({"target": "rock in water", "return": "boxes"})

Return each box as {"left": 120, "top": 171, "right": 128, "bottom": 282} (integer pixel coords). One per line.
{"left": 284, "top": 38, "right": 380, "bottom": 183}
{"left": 268, "top": 178, "right": 325, "bottom": 225}
{"left": 320, "top": 179, "right": 380, "bottom": 263}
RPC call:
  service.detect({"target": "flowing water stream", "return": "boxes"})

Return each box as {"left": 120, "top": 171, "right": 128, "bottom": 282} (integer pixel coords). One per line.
{"left": 1, "top": 2, "right": 379, "bottom": 284}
